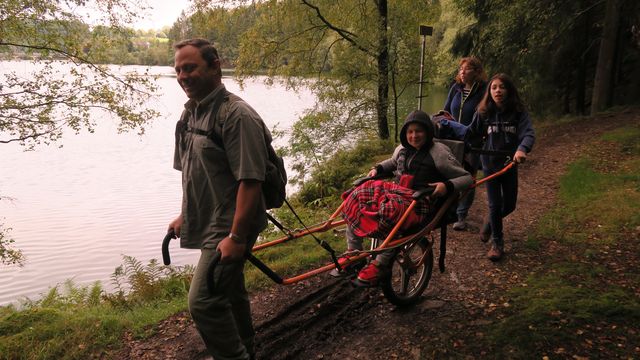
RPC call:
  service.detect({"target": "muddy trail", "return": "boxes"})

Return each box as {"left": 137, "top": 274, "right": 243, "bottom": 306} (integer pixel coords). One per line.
{"left": 112, "top": 108, "right": 640, "bottom": 360}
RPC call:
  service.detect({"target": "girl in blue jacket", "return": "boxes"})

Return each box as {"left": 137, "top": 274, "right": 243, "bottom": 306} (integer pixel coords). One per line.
{"left": 444, "top": 57, "right": 487, "bottom": 231}
{"left": 467, "top": 73, "right": 535, "bottom": 261}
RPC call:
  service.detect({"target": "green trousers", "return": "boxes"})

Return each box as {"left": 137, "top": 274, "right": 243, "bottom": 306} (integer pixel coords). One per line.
{"left": 189, "top": 246, "right": 255, "bottom": 360}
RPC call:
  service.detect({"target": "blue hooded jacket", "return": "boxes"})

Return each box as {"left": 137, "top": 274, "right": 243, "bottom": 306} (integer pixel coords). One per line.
{"left": 443, "top": 81, "right": 487, "bottom": 126}
{"left": 467, "top": 110, "right": 535, "bottom": 172}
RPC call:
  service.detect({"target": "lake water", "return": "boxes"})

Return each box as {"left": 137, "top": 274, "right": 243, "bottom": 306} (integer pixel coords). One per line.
{"left": 0, "top": 62, "right": 447, "bottom": 306}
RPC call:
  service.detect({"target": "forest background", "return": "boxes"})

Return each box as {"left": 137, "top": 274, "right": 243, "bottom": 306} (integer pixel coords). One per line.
{"left": 2, "top": 0, "right": 639, "bottom": 265}
{"left": 0, "top": 1, "right": 639, "bottom": 358}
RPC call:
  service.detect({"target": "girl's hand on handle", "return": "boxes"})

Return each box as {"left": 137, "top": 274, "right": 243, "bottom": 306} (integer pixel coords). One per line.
{"left": 514, "top": 150, "right": 527, "bottom": 164}
{"left": 428, "top": 182, "right": 447, "bottom": 197}
{"left": 168, "top": 215, "right": 183, "bottom": 238}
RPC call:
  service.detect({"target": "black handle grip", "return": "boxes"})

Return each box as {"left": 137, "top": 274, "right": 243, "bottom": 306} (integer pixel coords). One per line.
{"left": 162, "top": 229, "right": 176, "bottom": 266}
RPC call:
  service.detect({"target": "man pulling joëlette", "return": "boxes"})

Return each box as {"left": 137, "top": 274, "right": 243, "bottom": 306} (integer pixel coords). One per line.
{"left": 169, "top": 38, "right": 269, "bottom": 360}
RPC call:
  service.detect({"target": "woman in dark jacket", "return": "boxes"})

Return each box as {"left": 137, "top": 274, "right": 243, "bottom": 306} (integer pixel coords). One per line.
{"left": 467, "top": 73, "right": 535, "bottom": 261}
{"left": 443, "top": 57, "right": 487, "bottom": 231}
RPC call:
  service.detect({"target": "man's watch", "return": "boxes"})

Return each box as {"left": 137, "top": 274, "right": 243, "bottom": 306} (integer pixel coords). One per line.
{"left": 228, "top": 232, "right": 245, "bottom": 244}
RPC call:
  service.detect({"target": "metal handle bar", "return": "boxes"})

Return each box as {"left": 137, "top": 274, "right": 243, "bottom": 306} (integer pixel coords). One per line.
{"left": 468, "top": 147, "right": 514, "bottom": 157}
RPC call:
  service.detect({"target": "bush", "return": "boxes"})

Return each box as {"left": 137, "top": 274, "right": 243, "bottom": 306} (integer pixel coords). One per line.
{"left": 296, "top": 138, "right": 396, "bottom": 203}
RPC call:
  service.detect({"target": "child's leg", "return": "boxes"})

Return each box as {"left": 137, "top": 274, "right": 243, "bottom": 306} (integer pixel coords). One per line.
{"left": 485, "top": 175, "right": 504, "bottom": 245}
{"left": 374, "top": 250, "right": 394, "bottom": 266}
{"left": 346, "top": 225, "right": 364, "bottom": 251}
{"left": 500, "top": 168, "right": 519, "bottom": 218}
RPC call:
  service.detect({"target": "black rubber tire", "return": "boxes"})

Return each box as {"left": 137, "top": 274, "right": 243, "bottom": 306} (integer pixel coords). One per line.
{"left": 380, "top": 238, "right": 433, "bottom": 306}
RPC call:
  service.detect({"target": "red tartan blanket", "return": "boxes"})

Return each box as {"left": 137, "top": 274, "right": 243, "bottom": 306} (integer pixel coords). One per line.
{"left": 341, "top": 180, "right": 431, "bottom": 238}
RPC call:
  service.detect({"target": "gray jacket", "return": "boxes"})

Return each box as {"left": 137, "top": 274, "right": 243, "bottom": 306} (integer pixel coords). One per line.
{"left": 377, "top": 142, "right": 473, "bottom": 195}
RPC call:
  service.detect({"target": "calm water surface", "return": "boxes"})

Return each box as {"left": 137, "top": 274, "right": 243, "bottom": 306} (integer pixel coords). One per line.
{"left": 0, "top": 63, "right": 315, "bottom": 305}
{"left": 0, "top": 62, "right": 447, "bottom": 305}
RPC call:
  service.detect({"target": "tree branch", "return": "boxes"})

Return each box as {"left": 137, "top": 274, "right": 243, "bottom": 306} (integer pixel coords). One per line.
{"left": 300, "top": 0, "right": 375, "bottom": 57}
{"left": 0, "top": 128, "right": 60, "bottom": 144}
{"left": 0, "top": 42, "right": 154, "bottom": 95}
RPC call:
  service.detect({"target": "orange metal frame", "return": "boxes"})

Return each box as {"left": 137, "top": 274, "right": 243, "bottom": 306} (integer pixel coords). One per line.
{"left": 251, "top": 162, "right": 516, "bottom": 285}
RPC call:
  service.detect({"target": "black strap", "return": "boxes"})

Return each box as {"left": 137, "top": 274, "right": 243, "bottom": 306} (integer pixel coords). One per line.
{"left": 283, "top": 198, "right": 341, "bottom": 270}
{"left": 185, "top": 90, "right": 230, "bottom": 148}
{"left": 439, "top": 223, "right": 447, "bottom": 273}
{"left": 247, "top": 254, "right": 283, "bottom": 284}
{"left": 266, "top": 212, "right": 293, "bottom": 237}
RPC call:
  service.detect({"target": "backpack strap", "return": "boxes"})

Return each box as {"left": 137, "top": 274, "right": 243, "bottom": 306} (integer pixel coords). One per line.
{"left": 185, "top": 89, "right": 230, "bottom": 148}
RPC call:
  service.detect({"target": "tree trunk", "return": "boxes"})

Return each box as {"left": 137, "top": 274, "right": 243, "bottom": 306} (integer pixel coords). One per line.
{"left": 391, "top": 64, "right": 399, "bottom": 142}
{"left": 376, "top": 0, "right": 390, "bottom": 139}
{"left": 591, "top": 0, "right": 622, "bottom": 115}
{"left": 575, "top": 0, "right": 590, "bottom": 115}
{"left": 563, "top": 77, "right": 571, "bottom": 114}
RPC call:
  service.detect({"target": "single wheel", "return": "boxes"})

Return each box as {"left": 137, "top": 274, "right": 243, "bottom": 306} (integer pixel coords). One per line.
{"left": 381, "top": 238, "right": 433, "bottom": 306}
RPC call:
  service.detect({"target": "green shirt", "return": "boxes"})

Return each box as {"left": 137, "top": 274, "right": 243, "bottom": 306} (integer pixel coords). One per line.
{"left": 174, "top": 84, "right": 268, "bottom": 249}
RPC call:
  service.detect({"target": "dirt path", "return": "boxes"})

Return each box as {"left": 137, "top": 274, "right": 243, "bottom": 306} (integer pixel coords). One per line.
{"left": 112, "top": 108, "right": 639, "bottom": 359}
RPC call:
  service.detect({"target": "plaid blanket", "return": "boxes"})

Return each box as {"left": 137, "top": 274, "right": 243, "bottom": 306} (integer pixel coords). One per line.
{"left": 341, "top": 180, "right": 431, "bottom": 239}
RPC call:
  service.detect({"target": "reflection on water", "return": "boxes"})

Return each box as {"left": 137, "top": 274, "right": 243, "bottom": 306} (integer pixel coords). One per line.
{"left": 0, "top": 62, "right": 448, "bottom": 306}
{"left": 0, "top": 64, "right": 315, "bottom": 305}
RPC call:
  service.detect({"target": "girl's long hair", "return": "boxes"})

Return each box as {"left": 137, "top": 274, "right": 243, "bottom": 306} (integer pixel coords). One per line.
{"left": 477, "top": 73, "right": 525, "bottom": 117}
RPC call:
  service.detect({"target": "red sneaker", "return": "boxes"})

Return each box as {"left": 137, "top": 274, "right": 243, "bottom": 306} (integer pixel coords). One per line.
{"left": 329, "top": 254, "right": 364, "bottom": 277}
{"left": 356, "top": 261, "right": 381, "bottom": 285}
{"left": 337, "top": 255, "right": 352, "bottom": 266}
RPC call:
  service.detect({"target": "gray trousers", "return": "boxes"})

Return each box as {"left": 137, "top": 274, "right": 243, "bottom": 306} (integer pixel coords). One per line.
{"left": 188, "top": 236, "right": 257, "bottom": 360}
{"left": 346, "top": 226, "right": 394, "bottom": 265}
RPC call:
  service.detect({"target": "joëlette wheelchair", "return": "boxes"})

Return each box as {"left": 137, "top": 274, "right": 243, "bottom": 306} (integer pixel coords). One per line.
{"left": 162, "top": 140, "right": 515, "bottom": 306}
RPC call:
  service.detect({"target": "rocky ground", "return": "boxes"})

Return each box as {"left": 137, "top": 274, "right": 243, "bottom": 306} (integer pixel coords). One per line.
{"left": 111, "top": 108, "right": 640, "bottom": 359}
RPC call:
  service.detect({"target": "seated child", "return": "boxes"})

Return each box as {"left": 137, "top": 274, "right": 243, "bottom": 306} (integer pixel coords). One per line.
{"left": 338, "top": 110, "right": 473, "bottom": 285}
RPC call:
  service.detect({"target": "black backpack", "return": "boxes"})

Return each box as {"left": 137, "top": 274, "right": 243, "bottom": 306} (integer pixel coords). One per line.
{"left": 262, "top": 137, "right": 287, "bottom": 209}
{"left": 179, "top": 90, "right": 287, "bottom": 210}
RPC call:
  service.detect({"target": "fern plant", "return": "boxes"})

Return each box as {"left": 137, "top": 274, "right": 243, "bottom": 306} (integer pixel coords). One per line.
{"left": 104, "top": 256, "right": 194, "bottom": 308}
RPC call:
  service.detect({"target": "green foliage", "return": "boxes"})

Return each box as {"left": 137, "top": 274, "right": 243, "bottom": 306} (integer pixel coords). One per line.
{"left": 490, "top": 263, "right": 640, "bottom": 357}
{"left": 489, "top": 125, "right": 640, "bottom": 357}
{"left": 419, "top": 0, "right": 478, "bottom": 88}
{"left": 601, "top": 126, "right": 640, "bottom": 155}
{"left": 187, "top": 4, "right": 261, "bottom": 66}
{"left": 104, "top": 255, "right": 194, "bottom": 308}
{"left": 246, "top": 230, "right": 345, "bottom": 290}
{"left": 288, "top": 135, "right": 396, "bottom": 203}
{"left": 450, "top": 0, "right": 640, "bottom": 115}
{"left": 0, "top": 256, "right": 191, "bottom": 359}
{"left": 230, "top": 0, "right": 440, "bottom": 145}
{"left": 0, "top": 0, "right": 161, "bottom": 149}
{"left": 536, "top": 145, "right": 640, "bottom": 244}
{"left": 0, "top": 220, "right": 23, "bottom": 266}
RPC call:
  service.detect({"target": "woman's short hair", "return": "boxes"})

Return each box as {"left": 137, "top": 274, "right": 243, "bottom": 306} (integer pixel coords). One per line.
{"left": 455, "top": 56, "right": 487, "bottom": 84}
